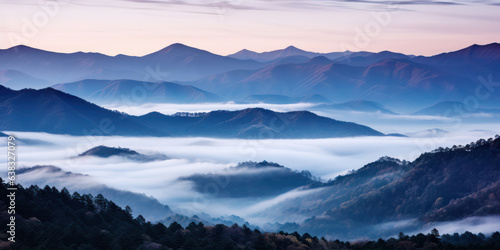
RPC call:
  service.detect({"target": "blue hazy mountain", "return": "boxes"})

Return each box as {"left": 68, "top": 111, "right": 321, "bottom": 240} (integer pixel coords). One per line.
{"left": 189, "top": 57, "right": 471, "bottom": 111}
{"left": 0, "top": 85, "right": 166, "bottom": 136}
{"left": 229, "top": 46, "right": 361, "bottom": 62}
{"left": 52, "top": 79, "right": 223, "bottom": 104}
{"left": 133, "top": 108, "right": 384, "bottom": 138}
{"left": 241, "top": 94, "right": 331, "bottom": 104}
{"left": 333, "top": 50, "right": 411, "bottom": 66}
{"left": 0, "top": 69, "right": 51, "bottom": 90}
{"left": 0, "top": 86, "right": 383, "bottom": 138}
{"left": 313, "top": 100, "right": 397, "bottom": 115}
{"left": 413, "top": 43, "right": 500, "bottom": 73}
{"left": 413, "top": 101, "right": 500, "bottom": 116}
{"left": 2, "top": 43, "right": 499, "bottom": 111}
{"left": 0, "top": 43, "right": 263, "bottom": 84}
{"left": 228, "top": 46, "right": 326, "bottom": 62}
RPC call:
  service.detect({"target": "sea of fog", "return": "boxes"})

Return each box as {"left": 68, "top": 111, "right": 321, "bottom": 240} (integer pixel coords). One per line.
{"left": 1, "top": 102, "right": 498, "bottom": 232}
{"left": 0, "top": 129, "right": 497, "bottom": 219}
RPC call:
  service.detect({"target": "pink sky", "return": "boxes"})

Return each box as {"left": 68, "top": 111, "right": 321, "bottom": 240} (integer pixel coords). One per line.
{"left": 0, "top": 0, "right": 499, "bottom": 56}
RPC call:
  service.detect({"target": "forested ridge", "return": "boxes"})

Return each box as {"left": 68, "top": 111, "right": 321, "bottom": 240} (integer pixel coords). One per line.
{"left": 1, "top": 178, "right": 499, "bottom": 249}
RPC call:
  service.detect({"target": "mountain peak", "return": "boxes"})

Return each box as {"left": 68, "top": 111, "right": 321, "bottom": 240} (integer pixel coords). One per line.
{"left": 284, "top": 45, "right": 302, "bottom": 51}
{"left": 306, "top": 56, "right": 333, "bottom": 65}
{"left": 148, "top": 43, "right": 205, "bottom": 56}
{"left": 2, "top": 44, "right": 43, "bottom": 54}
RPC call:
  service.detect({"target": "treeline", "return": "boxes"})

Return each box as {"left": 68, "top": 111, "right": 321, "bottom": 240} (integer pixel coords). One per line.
{"left": 1, "top": 180, "right": 499, "bottom": 249}
{"left": 431, "top": 135, "right": 500, "bottom": 153}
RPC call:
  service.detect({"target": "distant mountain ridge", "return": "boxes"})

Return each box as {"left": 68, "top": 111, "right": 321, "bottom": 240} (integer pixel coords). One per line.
{"left": 241, "top": 94, "right": 331, "bottom": 104}
{"left": 0, "top": 43, "right": 263, "bottom": 84}
{"left": 413, "top": 101, "right": 500, "bottom": 116}
{"left": 133, "top": 108, "right": 384, "bottom": 138}
{"left": 313, "top": 100, "right": 397, "bottom": 115}
{"left": 0, "top": 86, "right": 384, "bottom": 138}
{"left": 0, "top": 85, "right": 166, "bottom": 136}
{"left": 52, "top": 79, "right": 223, "bottom": 104}
{"left": 2, "top": 43, "right": 499, "bottom": 110}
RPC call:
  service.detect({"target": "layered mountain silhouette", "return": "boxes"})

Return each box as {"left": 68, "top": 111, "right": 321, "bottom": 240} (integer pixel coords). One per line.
{"left": 52, "top": 79, "right": 223, "bottom": 104}
{"left": 188, "top": 57, "right": 476, "bottom": 110}
{"left": 0, "top": 43, "right": 262, "bottom": 84}
{"left": 413, "top": 101, "right": 500, "bottom": 116}
{"left": 0, "top": 69, "right": 50, "bottom": 90}
{"left": 241, "top": 94, "right": 331, "bottom": 104}
{"left": 313, "top": 100, "right": 397, "bottom": 114}
{"left": 0, "top": 85, "right": 165, "bottom": 136}
{"left": 228, "top": 46, "right": 345, "bottom": 62}
{"left": 1, "top": 43, "right": 499, "bottom": 110}
{"left": 0, "top": 86, "right": 383, "bottom": 138}
{"left": 228, "top": 46, "right": 413, "bottom": 65}
{"left": 133, "top": 108, "right": 384, "bottom": 138}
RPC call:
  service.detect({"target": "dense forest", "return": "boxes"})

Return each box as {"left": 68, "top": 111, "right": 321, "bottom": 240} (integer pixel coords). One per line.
{"left": 1, "top": 179, "right": 499, "bottom": 249}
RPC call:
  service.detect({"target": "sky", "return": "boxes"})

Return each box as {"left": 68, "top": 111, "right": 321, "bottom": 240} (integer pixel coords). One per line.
{"left": 0, "top": 0, "right": 499, "bottom": 56}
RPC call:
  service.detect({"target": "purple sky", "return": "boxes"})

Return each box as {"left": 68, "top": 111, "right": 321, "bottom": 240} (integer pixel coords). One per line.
{"left": 0, "top": 0, "right": 499, "bottom": 56}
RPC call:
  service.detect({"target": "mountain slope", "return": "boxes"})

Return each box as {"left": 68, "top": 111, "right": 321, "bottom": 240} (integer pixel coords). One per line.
{"left": 228, "top": 46, "right": 324, "bottom": 62}
{"left": 189, "top": 57, "right": 470, "bottom": 110}
{"left": 0, "top": 86, "right": 165, "bottom": 136}
{"left": 0, "top": 44, "right": 263, "bottom": 84}
{"left": 0, "top": 86, "right": 382, "bottom": 138}
{"left": 413, "top": 101, "right": 500, "bottom": 116}
{"left": 133, "top": 108, "right": 384, "bottom": 139}
{"left": 0, "top": 69, "right": 51, "bottom": 90}
{"left": 242, "top": 94, "right": 331, "bottom": 104}
{"left": 414, "top": 43, "right": 500, "bottom": 67}
{"left": 265, "top": 136, "right": 500, "bottom": 238}
{"left": 313, "top": 100, "right": 397, "bottom": 114}
{"left": 16, "top": 165, "right": 173, "bottom": 222}
{"left": 52, "top": 79, "right": 223, "bottom": 104}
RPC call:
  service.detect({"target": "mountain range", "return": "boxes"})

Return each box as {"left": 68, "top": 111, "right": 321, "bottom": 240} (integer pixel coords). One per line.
{"left": 1, "top": 43, "right": 499, "bottom": 112}
{"left": 187, "top": 56, "right": 481, "bottom": 111}
{"left": 52, "top": 79, "right": 223, "bottom": 104}
{"left": 0, "top": 86, "right": 383, "bottom": 138}
{"left": 313, "top": 100, "right": 397, "bottom": 115}
{"left": 0, "top": 44, "right": 262, "bottom": 84}
{"left": 133, "top": 108, "right": 384, "bottom": 138}
{"left": 413, "top": 101, "right": 500, "bottom": 116}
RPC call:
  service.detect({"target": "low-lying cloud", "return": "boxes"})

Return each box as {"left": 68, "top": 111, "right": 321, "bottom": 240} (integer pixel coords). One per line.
{"left": 0, "top": 129, "right": 498, "bottom": 224}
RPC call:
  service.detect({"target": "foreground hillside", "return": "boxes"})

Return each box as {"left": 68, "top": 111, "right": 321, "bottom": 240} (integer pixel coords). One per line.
{"left": 1, "top": 180, "right": 499, "bottom": 249}
{"left": 260, "top": 136, "right": 500, "bottom": 238}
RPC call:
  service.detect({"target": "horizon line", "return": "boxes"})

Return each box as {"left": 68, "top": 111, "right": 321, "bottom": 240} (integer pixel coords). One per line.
{"left": 1, "top": 42, "right": 498, "bottom": 58}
